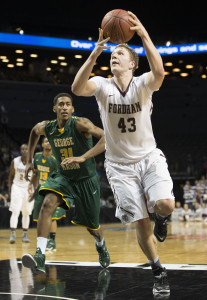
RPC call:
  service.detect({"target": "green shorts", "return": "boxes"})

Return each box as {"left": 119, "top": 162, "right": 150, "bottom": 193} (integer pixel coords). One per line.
{"left": 33, "top": 189, "right": 66, "bottom": 222}
{"left": 39, "top": 171, "right": 101, "bottom": 230}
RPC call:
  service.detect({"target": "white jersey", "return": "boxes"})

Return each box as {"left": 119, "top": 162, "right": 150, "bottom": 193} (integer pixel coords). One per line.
{"left": 13, "top": 156, "right": 29, "bottom": 188}
{"left": 91, "top": 73, "right": 157, "bottom": 163}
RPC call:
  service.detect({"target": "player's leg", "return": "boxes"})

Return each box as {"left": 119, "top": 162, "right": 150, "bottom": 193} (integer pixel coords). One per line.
{"left": 9, "top": 185, "right": 23, "bottom": 243}
{"left": 143, "top": 148, "right": 175, "bottom": 242}
{"left": 105, "top": 159, "right": 170, "bottom": 293}
{"left": 153, "top": 198, "right": 175, "bottom": 243}
{"left": 72, "top": 175, "right": 110, "bottom": 268}
{"left": 46, "top": 220, "right": 57, "bottom": 251}
{"left": 135, "top": 217, "right": 170, "bottom": 294}
{"left": 21, "top": 190, "right": 34, "bottom": 243}
{"left": 46, "top": 206, "right": 66, "bottom": 251}
{"left": 87, "top": 226, "right": 110, "bottom": 268}
{"left": 22, "top": 192, "right": 62, "bottom": 274}
{"left": 37, "top": 192, "right": 62, "bottom": 250}
{"left": 21, "top": 213, "right": 30, "bottom": 243}
{"left": 9, "top": 211, "right": 20, "bottom": 243}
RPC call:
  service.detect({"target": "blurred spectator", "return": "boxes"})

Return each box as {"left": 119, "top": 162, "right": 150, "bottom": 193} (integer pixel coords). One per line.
{"left": 186, "top": 153, "right": 194, "bottom": 176}
{"left": 180, "top": 203, "right": 193, "bottom": 222}
{"left": 193, "top": 203, "right": 203, "bottom": 222}
{"left": 183, "top": 184, "right": 195, "bottom": 209}
{"left": 201, "top": 203, "right": 207, "bottom": 221}
{"left": 171, "top": 201, "right": 183, "bottom": 221}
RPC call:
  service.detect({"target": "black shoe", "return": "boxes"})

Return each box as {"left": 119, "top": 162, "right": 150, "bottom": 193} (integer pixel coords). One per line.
{"left": 153, "top": 213, "right": 168, "bottom": 242}
{"left": 153, "top": 268, "right": 170, "bottom": 295}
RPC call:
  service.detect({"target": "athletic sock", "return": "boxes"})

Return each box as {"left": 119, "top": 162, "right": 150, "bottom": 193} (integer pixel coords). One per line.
{"left": 148, "top": 257, "right": 163, "bottom": 274}
{"left": 96, "top": 239, "right": 104, "bottom": 247}
{"left": 37, "top": 237, "right": 47, "bottom": 254}
{"left": 49, "top": 232, "right": 56, "bottom": 241}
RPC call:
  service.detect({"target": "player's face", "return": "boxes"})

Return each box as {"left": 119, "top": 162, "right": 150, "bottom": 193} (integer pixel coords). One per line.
{"left": 110, "top": 47, "right": 134, "bottom": 75}
{"left": 42, "top": 138, "right": 51, "bottom": 150}
{"left": 20, "top": 144, "right": 28, "bottom": 157}
{"left": 53, "top": 97, "right": 74, "bottom": 120}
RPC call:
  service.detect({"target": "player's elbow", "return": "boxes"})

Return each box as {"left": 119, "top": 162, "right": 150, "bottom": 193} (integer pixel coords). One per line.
{"left": 157, "top": 66, "right": 165, "bottom": 79}
{"left": 71, "top": 83, "right": 82, "bottom": 96}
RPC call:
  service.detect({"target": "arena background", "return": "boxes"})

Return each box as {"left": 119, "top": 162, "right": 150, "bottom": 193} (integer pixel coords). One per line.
{"left": 1, "top": 0, "right": 206, "bottom": 203}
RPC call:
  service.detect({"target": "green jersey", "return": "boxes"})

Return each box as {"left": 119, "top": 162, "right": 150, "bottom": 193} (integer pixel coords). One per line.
{"left": 34, "top": 152, "right": 58, "bottom": 187}
{"left": 45, "top": 116, "right": 97, "bottom": 181}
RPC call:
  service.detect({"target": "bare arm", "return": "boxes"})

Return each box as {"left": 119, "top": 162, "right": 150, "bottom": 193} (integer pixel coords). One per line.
{"left": 128, "top": 11, "right": 165, "bottom": 91}
{"left": 29, "top": 170, "right": 38, "bottom": 187}
{"left": 71, "top": 29, "right": 110, "bottom": 97}
{"left": 61, "top": 117, "right": 105, "bottom": 167}
{"left": 25, "top": 120, "right": 47, "bottom": 180}
{"left": 8, "top": 160, "right": 15, "bottom": 197}
{"left": 27, "top": 169, "right": 38, "bottom": 202}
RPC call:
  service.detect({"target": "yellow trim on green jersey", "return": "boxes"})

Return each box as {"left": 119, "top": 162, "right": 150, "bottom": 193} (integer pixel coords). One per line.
{"left": 38, "top": 188, "right": 70, "bottom": 209}
{"left": 71, "top": 220, "right": 100, "bottom": 230}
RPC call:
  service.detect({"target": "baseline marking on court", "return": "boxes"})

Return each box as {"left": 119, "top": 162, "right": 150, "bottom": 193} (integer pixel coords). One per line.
{"left": 18, "top": 260, "right": 207, "bottom": 271}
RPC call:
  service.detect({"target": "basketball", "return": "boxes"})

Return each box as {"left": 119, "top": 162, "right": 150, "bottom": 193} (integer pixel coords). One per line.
{"left": 101, "top": 9, "right": 135, "bottom": 44}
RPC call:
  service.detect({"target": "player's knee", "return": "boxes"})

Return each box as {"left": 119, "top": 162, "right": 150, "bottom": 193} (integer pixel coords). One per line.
{"left": 41, "top": 193, "right": 58, "bottom": 213}
{"left": 156, "top": 198, "right": 175, "bottom": 215}
{"left": 166, "top": 199, "right": 175, "bottom": 214}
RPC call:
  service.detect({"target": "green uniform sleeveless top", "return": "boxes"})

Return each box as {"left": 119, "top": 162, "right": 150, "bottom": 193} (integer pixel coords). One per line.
{"left": 45, "top": 116, "right": 97, "bottom": 181}
{"left": 34, "top": 152, "right": 57, "bottom": 187}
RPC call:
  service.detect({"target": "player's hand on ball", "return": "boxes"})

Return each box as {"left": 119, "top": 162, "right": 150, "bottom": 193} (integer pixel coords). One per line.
{"left": 128, "top": 11, "right": 148, "bottom": 38}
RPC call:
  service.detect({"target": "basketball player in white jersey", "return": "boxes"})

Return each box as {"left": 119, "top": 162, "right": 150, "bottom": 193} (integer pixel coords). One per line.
{"left": 71, "top": 11, "right": 175, "bottom": 295}
{"left": 9, "top": 144, "right": 34, "bottom": 243}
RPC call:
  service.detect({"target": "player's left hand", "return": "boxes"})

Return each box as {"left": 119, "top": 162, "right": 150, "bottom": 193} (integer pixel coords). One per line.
{"left": 61, "top": 156, "right": 86, "bottom": 167}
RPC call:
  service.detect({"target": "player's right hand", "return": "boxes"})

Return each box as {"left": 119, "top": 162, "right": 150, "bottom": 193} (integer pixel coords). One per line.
{"left": 93, "top": 28, "right": 110, "bottom": 57}
{"left": 25, "top": 162, "right": 33, "bottom": 181}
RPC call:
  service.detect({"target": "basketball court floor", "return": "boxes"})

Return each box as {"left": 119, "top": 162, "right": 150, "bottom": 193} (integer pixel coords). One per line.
{"left": 0, "top": 222, "right": 206, "bottom": 299}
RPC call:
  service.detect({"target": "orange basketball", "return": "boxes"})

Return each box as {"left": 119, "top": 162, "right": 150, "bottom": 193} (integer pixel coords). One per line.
{"left": 101, "top": 9, "right": 135, "bottom": 44}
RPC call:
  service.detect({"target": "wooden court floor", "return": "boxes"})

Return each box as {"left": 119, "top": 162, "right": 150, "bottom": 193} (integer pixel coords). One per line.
{"left": 0, "top": 221, "right": 207, "bottom": 299}
{"left": 0, "top": 221, "right": 207, "bottom": 265}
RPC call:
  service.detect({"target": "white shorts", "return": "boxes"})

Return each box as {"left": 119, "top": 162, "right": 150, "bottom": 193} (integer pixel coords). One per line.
{"left": 105, "top": 148, "right": 174, "bottom": 225}
{"left": 9, "top": 184, "right": 34, "bottom": 215}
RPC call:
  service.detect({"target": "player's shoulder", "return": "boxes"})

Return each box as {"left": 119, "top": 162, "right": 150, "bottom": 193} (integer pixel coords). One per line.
{"left": 91, "top": 75, "right": 112, "bottom": 85}
{"left": 133, "top": 72, "right": 150, "bottom": 84}
{"left": 13, "top": 156, "right": 21, "bottom": 163}
{"left": 46, "top": 119, "right": 57, "bottom": 125}
{"left": 45, "top": 119, "right": 57, "bottom": 132}
{"left": 34, "top": 152, "right": 43, "bottom": 158}
{"left": 71, "top": 115, "right": 79, "bottom": 120}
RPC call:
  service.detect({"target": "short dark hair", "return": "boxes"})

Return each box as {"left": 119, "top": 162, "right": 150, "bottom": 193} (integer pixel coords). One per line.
{"left": 20, "top": 143, "right": 28, "bottom": 149}
{"left": 53, "top": 93, "right": 73, "bottom": 105}
{"left": 114, "top": 43, "right": 139, "bottom": 73}
{"left": 41, "top": 136, "right": 48, "bottom": 143}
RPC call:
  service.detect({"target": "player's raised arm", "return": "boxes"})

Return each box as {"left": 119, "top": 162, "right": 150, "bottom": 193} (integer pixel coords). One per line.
{"left": 25, "top": 120, "right": 47, "bottom": 180}
{"left": 71, "top": 29, "right": 110, "bottom": 97}
{"left": 128, "top": 11, "right": 165, "bottom": 91}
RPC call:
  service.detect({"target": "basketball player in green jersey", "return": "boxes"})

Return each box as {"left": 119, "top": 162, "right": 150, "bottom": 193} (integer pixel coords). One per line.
{"left": 22, "top": 92, "right": 110, "bottom": 274}
{"left": 28, "top": 136, "right": 66, "bottom": 251}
